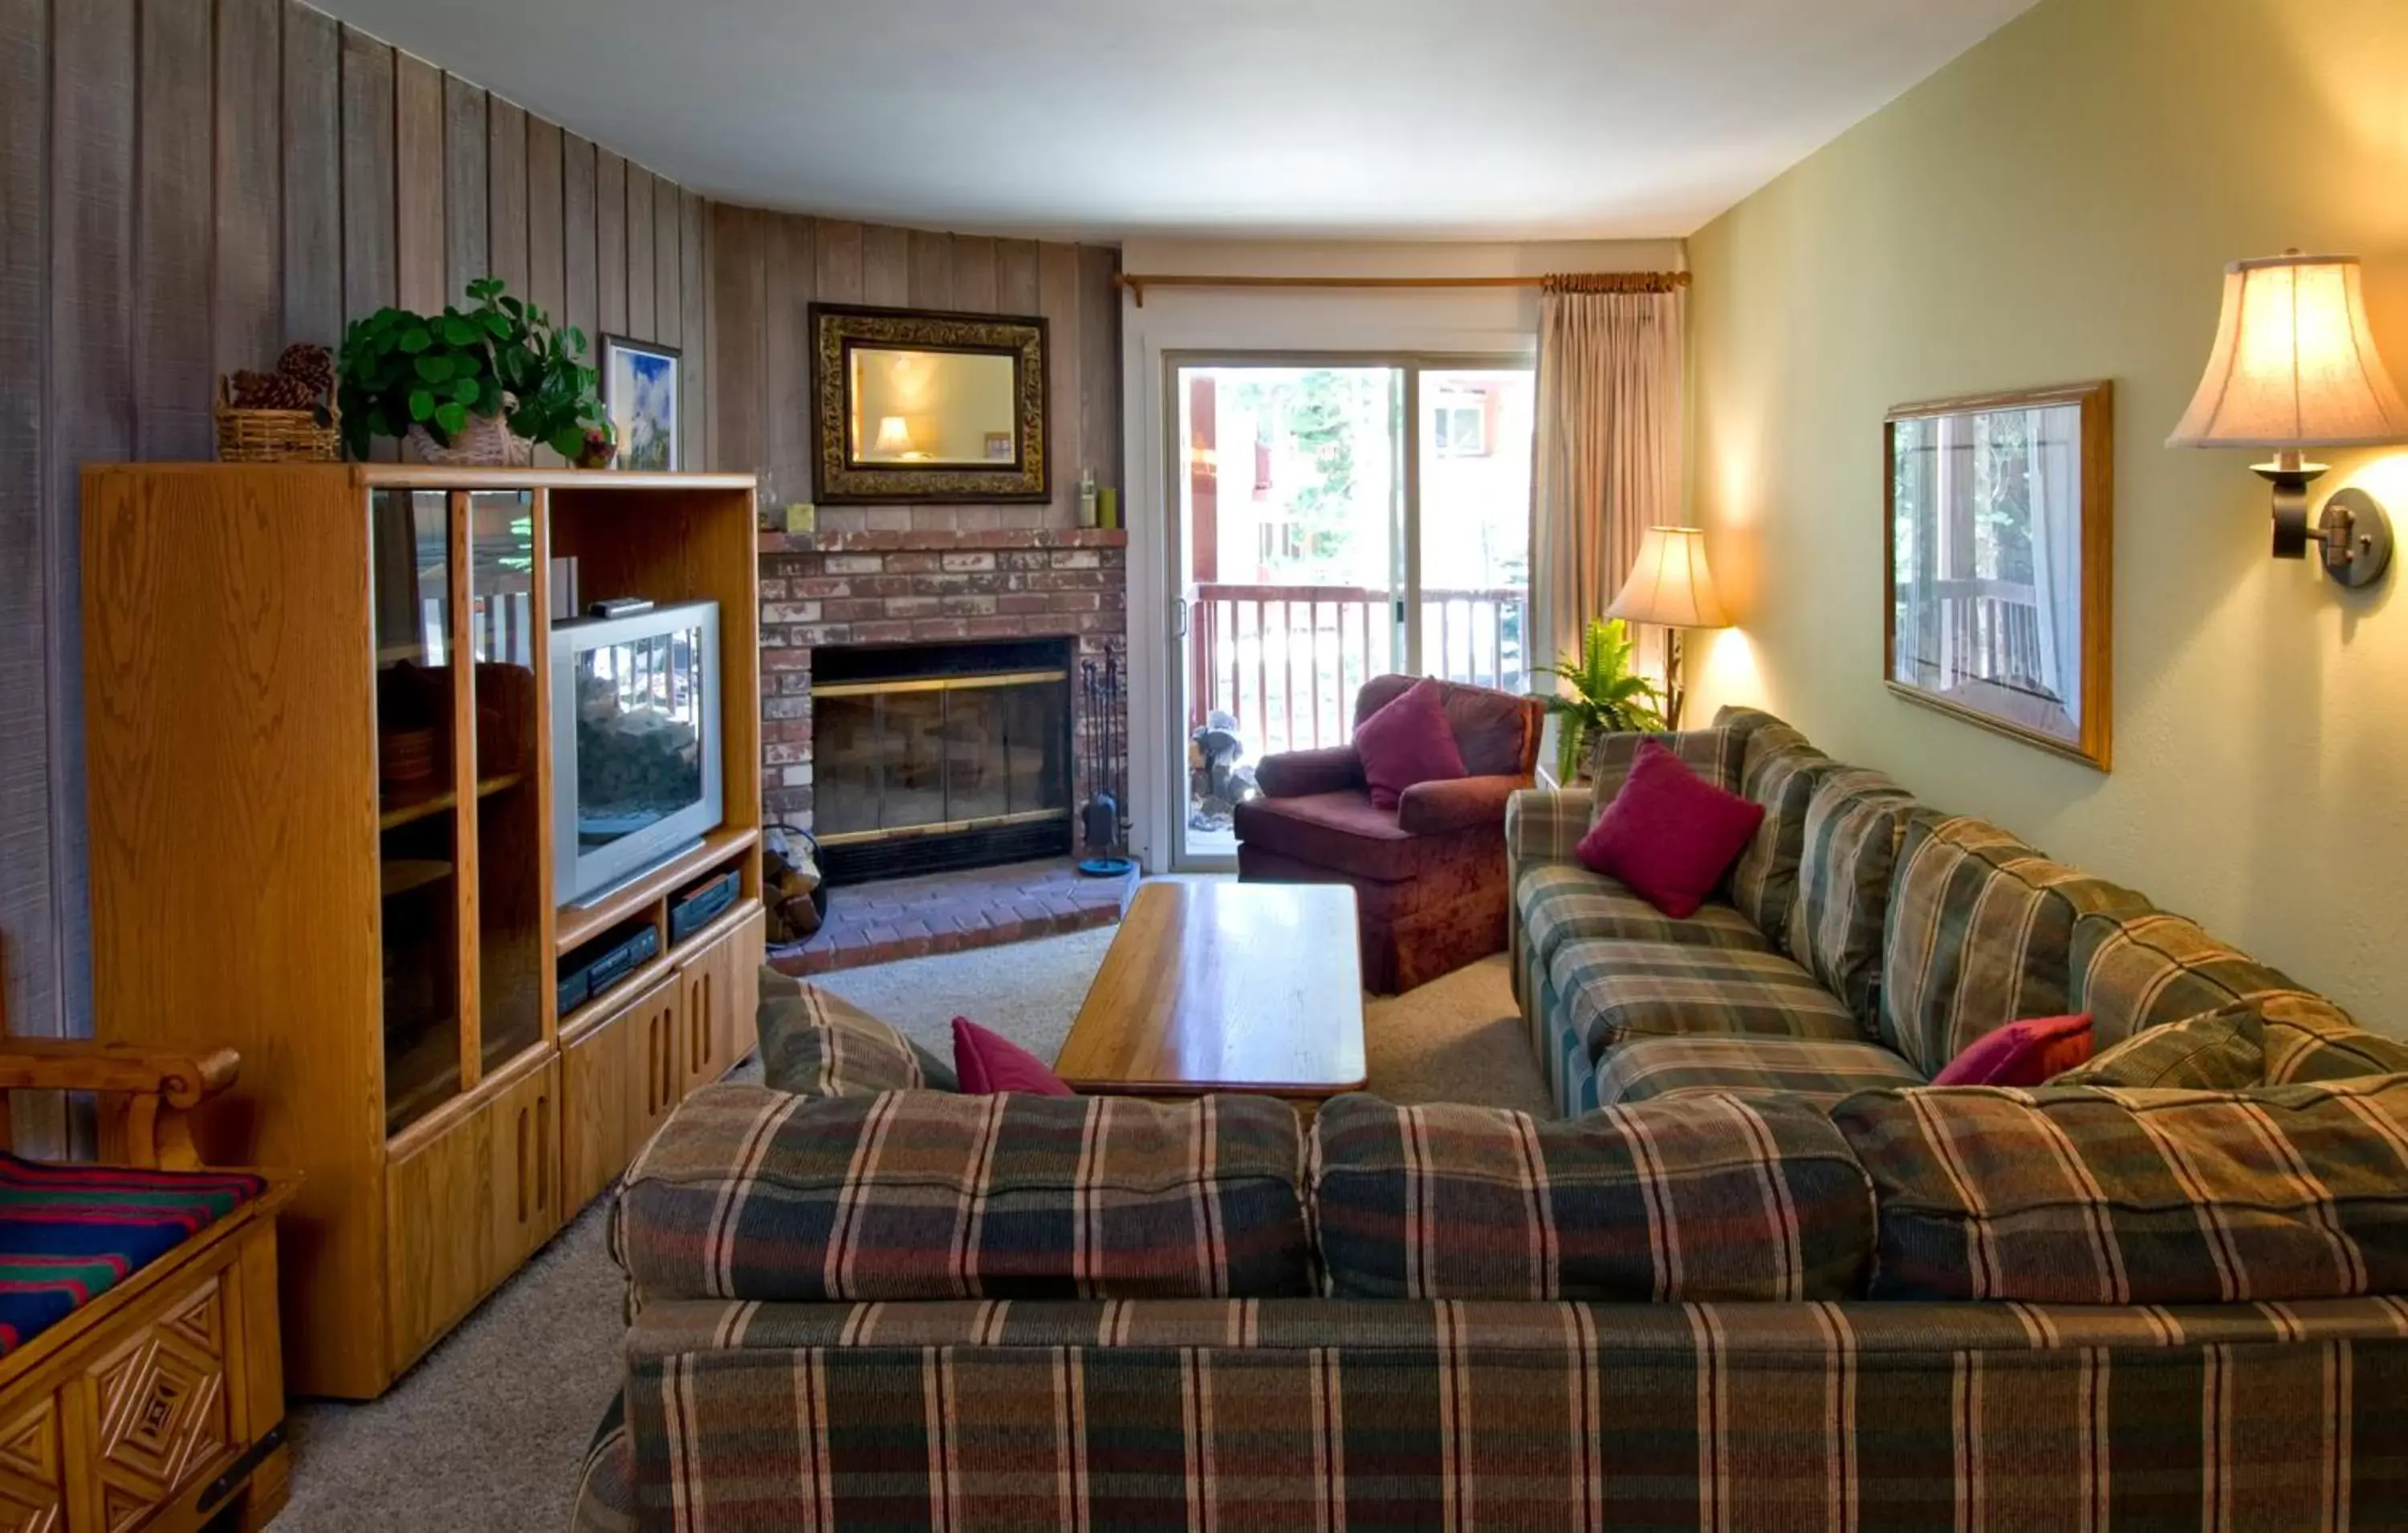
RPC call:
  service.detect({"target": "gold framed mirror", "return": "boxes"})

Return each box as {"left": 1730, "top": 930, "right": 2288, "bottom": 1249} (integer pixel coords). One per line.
{"left": 810, "top": 303, "right": 1050, "bottom": 503}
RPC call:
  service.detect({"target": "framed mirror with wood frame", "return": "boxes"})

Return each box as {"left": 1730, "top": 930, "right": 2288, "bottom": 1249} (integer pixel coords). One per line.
{"left": 1884, "top": 379, "right": 2113, "bottom": 770}
{"left": 811, "top": 303, "right": 1050, "bottom": 503}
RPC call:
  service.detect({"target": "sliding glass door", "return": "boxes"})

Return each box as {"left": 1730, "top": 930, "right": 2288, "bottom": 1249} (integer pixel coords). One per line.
{"left": 1167, "top": 355, "right": 1535, "bottom": 868}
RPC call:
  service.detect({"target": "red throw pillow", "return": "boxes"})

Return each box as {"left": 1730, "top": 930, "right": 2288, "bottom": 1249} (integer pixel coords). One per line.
{"left": 952, "top": 1017, "right": 1075, "bottom": 1096}
{"left": 1352, "top": 679, "right": 1468, "bottom": 810}
{"left": 1930, "top": 1014, "right": 2095, "bottom": 1087}
{"left": 1576, "top": 740, "right": 1766, "bottom": 918}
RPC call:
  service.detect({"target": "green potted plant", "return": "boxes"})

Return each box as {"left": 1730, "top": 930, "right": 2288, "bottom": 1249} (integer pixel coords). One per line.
{"left": 336, "top": 278, "right": 609, "bottom": 466}
{"left": 1529, "top": 616, "right": 1667, "bottom": 783}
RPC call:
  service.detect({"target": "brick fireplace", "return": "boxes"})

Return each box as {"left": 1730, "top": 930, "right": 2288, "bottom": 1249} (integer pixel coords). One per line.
{"left": 755, "top": 527, "right": 1131, "bottom": 861}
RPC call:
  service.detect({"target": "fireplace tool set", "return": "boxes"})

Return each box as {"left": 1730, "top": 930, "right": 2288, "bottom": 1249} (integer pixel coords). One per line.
{"left": 1077, "top": 644, "right": 1134, "bottom": 877}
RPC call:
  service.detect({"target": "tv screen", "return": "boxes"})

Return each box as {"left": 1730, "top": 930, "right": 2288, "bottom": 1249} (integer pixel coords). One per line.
{"left": 552, "top": 600, "right": 722, "bottom": 905}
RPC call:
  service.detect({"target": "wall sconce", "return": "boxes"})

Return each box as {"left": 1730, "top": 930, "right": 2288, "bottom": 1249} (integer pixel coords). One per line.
{"left": 1606, "top": 525, "right": 1730, "bottom": 727}
{"left": 2167, "top": 251, "right": 2408, "bottom": 588}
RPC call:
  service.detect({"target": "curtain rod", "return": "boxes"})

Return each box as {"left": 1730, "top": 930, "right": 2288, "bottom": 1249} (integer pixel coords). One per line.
{"left": 1113, "top": 270, "right": 1690, "bottom": 307}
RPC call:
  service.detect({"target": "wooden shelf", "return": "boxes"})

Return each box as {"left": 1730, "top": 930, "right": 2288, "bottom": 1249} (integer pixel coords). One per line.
{"left": 379, "top": 786, "right": 455, "bottom": 831}
{"left": 555, "top": 825, "right": 759, "bottom": 954}
{"left": 380, "top": 859, "right": 453, "bottom": 899}
{"left": 555, "top": 896, "right": 765, "bottom": 1043}
{"left": 384, "top": 1026, "right": 462, "bottom": 1138}
{"left": 477, "top": 771, "right": 527, "bottom": 798}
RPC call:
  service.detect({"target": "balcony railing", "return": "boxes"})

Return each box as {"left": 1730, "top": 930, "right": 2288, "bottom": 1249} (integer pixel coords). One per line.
{"left": 1188, "top": 583, "right": 1528, "bottom": 759}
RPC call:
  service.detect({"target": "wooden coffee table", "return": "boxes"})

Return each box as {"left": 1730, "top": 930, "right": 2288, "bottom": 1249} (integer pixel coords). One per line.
{"left": 1056, "top": 881, "right": 1367, "bottom": 1104}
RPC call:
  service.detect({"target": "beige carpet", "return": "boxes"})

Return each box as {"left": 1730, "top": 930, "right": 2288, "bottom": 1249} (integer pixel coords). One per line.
{"left": 275, "top": 926, "right": 1543, "bottom": 1531}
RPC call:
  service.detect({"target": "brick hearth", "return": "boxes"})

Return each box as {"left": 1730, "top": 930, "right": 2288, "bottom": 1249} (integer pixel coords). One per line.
{"left": 755, "top": 525, "right": 1131, "bottom": 837}
{"left": 767, "top": 857, "right": 1139, "bottom": 977}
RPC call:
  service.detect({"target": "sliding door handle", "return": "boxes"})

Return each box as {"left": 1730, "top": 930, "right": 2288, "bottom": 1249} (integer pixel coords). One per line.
{"left": 1173, "top": 597, "right": 1190, "bottom": 639}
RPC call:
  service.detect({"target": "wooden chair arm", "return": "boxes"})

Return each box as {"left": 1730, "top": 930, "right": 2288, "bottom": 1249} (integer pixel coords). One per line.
{"left": 0, "top": 1041, "right": 239, "bottom": 1105}
{"left": 0, "top": 1041, "right": 242, "bottom": 1171}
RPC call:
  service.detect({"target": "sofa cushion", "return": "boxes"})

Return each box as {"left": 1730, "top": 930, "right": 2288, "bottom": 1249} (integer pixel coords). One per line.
{"left": 1518, "top": 864, "right": 1769, "bottom": 969}
{"left": 1785, "top": 767, "right": 1920, "bottom": 1026}
{"left": 1596, "top": 1035, "right": 1925, "bottom": 1109}
{"left": 615, "top": 1085, "right": 1312, "bottom": 1303}
{"left": 2255, "top": 993, "right": 2408, "bottom": 1084}
{"left": 1354, "top": 678, "right": 1468, "bottom": 810}
{"left": 1230, "top": 789, "right": 1454, "bottom": 883}
{"left": 1549, "top": 939, "right": 1864, "bottom": 1057}
{"left": 1576, "top": 742, "right": 1766, "bottom": 918}
{"left": 2053, "top": 1002, "right": 2268, "bottom": 1091}
{"left": 1723, "top": 717, "right": 1833, "bottom": 953}
{"left": 1310, "top": 1092, "right": 1872, "bottom": 1302}
{"left": 1586, "top": 726, "right": 1743, "bottom": 823}
{"left": 0, "top": 1156, "right": 266, "bottom": 1354}
{"left": 1834, "top": 1077, "right": 2408, "bottom": 1304}
{"left": 1879, "top": 814, "right": 2149, "bottom": 1076}
{"left": 757, "top": 971, "right": 957, "bottom": 1097}
{"left": 2070, "top": 908, "right": 2336, "bottom": 1049}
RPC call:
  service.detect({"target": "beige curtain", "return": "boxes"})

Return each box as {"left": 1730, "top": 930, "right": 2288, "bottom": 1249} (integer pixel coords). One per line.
{"left": 1530, "top": 283, "right": 1686, "bottom": 674}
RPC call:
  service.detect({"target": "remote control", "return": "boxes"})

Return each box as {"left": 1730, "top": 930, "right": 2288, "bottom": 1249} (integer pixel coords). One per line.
{"left": 587, "top": 596, "right": 655, "bottom": 619}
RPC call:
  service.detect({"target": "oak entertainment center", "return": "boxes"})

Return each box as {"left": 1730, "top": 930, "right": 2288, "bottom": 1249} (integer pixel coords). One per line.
{"left": 79, "top": 466, "right": 764, "bottom": 1399}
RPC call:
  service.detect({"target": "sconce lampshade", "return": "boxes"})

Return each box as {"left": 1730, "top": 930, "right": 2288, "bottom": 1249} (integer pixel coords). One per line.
{"left": 2166, "top": 254, "right": 2408, "bottom": 450}
{"left": 872, "top": 415, "right": 915, "bottom": 456}
{"left": 1606, "top": 525, "right": 1730, "bottom": 629}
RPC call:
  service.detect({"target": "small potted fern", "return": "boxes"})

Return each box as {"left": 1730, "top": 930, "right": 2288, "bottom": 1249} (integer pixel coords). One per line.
{"left": 1529, "top": 617, "right": 1667, "bottom": 783}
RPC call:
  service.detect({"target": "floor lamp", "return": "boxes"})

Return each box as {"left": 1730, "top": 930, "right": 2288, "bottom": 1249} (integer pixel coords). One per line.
{"left": 1605, "top": 526, "right": 1730, "bottom": 728}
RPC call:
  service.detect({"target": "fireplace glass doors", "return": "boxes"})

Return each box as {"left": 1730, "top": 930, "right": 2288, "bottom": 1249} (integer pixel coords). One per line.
{"left": 811, "top": 642, "right": 1073, "bottom": 882}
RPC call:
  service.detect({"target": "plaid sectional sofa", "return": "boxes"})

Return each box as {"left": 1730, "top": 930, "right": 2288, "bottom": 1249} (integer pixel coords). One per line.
{"left": 576, "top": 936, "right": 2408, "bottom": 1529}
{"left": 1509, "top": 707, "right": 2406, "bottom": 1118}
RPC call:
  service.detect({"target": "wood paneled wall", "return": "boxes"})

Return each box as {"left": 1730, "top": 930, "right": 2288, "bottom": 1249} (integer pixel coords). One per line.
{"left": 0, "top": 0, "right": 707, "bottom": 1043}
{"left": 710, "top": 207, "right": 1121, "bottom": 533}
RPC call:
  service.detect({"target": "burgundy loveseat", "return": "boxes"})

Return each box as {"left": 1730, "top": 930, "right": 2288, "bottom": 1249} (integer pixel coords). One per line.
{"left": 1233, "top": 675, "right": 1544, "bottom": 994}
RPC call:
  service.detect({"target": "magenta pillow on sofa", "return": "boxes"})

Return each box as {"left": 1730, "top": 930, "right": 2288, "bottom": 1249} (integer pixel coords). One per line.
{"left": 1576, "top": 740, "right": 1766, "bottom": 919}
{"left": 1929, "top": 1014, "right": 2094, "bottom": 1087}
{"left": 1352, "top": 678, "right": 1467, "bottom": 810}
{"left": 952, "top": 1018, "right": 1075, "bottom": 1096}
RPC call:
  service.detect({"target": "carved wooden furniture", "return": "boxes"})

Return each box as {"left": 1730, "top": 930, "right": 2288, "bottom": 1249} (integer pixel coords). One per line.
{"left": 79, "top": 466, "right": 767, "bottom": 1400}
{"left": 0, "top": 1041, "right": 295, "bottom": 1532}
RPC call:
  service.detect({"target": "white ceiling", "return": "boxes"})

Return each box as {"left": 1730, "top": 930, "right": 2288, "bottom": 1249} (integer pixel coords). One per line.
{"left": 313, "top": 0, "right": 2037, "bottom": 242}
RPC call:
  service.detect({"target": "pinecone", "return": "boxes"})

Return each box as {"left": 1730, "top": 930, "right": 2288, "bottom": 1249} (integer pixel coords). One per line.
{"left": 232, "top": 368, "right": 315, "bottom": 412}
{"left": 275, "top": 343, "right": 335, "bottom": 401}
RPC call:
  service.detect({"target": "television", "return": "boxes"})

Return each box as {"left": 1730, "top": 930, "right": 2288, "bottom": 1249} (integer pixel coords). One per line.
{"left": 551, "top": 600, "right": 723, "bottom": 905}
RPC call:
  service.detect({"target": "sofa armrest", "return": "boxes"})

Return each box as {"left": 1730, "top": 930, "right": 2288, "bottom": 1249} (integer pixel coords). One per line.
{"left": 1504, "top": 789, "right": 1592, "bottom": 874}
{"left": 1395, "top": 775, "right": 1525, "bottom": 836}
{"left": 1255, "top": 746, "right": 1363, "bottom": 799}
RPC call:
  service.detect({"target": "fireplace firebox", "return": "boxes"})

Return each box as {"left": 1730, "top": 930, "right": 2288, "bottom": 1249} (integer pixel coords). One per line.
{"left": 811, "top": 638, "right": 1075, "bottom": 884}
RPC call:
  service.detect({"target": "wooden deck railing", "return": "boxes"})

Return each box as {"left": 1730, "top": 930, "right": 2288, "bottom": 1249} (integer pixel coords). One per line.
{"left": 1187, "top": 583, "right": 1528, "bottom": 758}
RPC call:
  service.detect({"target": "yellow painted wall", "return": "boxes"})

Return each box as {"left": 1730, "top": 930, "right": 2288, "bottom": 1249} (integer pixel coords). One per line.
{"left": 1686, "top": 0, "right": 2408, "bottom": 1030}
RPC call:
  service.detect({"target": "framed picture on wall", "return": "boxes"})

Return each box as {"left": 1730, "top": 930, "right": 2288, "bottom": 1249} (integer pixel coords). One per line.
{"left": 600, "top": 335, "right": 681, "bottom": 471}
{"left": 1884, "top": 380, "right": 2113, "bottom": 770}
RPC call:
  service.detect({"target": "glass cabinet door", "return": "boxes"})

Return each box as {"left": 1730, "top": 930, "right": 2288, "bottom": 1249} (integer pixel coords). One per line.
{"left": 469, "top": 490, "right": 548, "bottom": 1071}
{"left": 373, "top": 489, "right": 463, "bottom": 1135}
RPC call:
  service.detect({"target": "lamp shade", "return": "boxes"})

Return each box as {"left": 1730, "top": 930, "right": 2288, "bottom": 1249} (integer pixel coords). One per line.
{"left": 1606, "top": 526, "right": 1730, "bottom": 629}
{"left": 872, "top": 415, "right": 915, "bottom": 455}
{"left": 2166, "top": 254, "right": 2408, "bottom": 450}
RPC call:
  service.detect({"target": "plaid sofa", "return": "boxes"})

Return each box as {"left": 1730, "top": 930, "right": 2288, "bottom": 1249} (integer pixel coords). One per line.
{"left": 1507, "top": 707, "right": 2406, "bottom": 1117}
{"left": 576, "top": 964, "right": 2408, "bottom": 1530}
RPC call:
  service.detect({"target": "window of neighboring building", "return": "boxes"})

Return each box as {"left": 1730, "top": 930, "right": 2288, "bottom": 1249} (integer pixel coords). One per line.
{"left": 1433, "top": 392, "right": 1490, "bottom": 457}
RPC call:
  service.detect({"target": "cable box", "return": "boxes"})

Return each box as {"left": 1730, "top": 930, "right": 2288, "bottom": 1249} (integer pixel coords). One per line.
{"left": 557, "top": 922, "right": 661, "bottom": 1015}
{"left": 669, "top": 868, "right": 742, "bottom": 944}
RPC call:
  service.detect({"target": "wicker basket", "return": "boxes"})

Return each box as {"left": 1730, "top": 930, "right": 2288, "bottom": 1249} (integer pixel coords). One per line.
{"left": 407, "top": 409, "right": 534, "bottom": 468}
{"left": 214, "top": 377, "right": 340, "bottom": 463}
